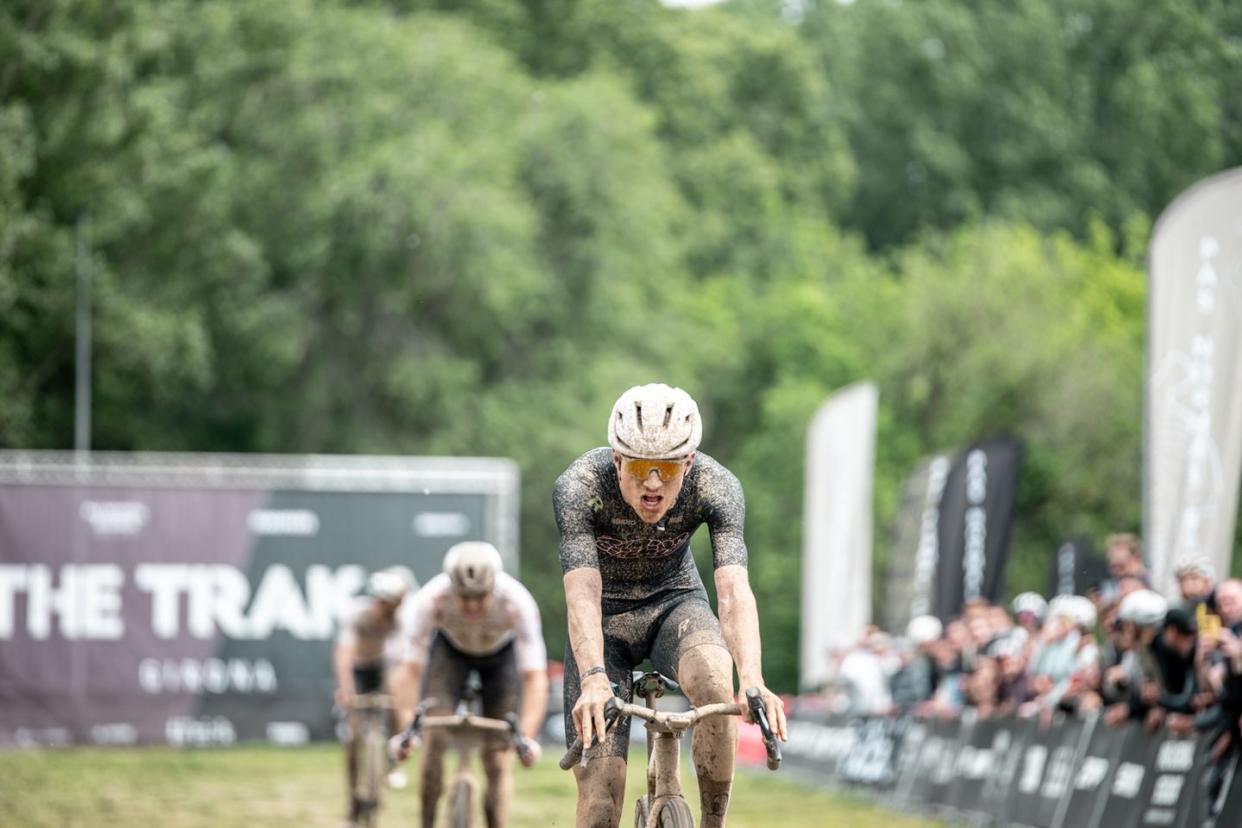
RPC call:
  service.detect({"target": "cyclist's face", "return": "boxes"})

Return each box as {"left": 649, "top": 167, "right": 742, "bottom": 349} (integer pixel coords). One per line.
{"left": 454, "top": 592, "right": 492, "bottom": 621}
{"left": 613, "top": 450, "right": 693, "bottom": 525}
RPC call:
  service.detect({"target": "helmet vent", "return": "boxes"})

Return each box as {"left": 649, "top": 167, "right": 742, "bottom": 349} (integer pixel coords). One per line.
{"left": 635, "top": 404, "right": 644, "bottom": 431}
{"left": 662, "top": 404, "right": 674, "bottom": 428}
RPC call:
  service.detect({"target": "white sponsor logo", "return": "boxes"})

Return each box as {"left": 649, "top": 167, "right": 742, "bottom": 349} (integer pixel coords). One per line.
{"left": 165, "top": 716, "right": 235, "bottom": 747}
{"left": 909, "top": 456, "right": 950, "bottom": 617}
{"left": 91, "top": 723, "right": 138, "bottom": 745}
{"left": 412, "top": 512, "right": 471, "bottom": 537}
{"left": 138, "top": 657, "right": 277, "bottom": 694}
{"left": 1019, "top": 745, "right": 1047, "bottom": 794}
{"left": 247, "top": 509, "right": 319, "bottom": 537}
{"left": 1075, "top": 756, "right": 1110, "bottom": 790}
{"left": 266, "top": 722, "right": 309, "bottom": 746}
{"left": 1111, "top": 762, "right": 1145, "bottom": 799}
{"left": 13, "top": 727, "right": 72, "bottom": 747}
{"left": 1157, "top": 739, "right": 1195, "bottom": 772}
{"left": 0, "top": 564, "right": 125, "bottom": 640}
{"left": 80, "top": 501, "right": 149, "bottom": 536}
{"left": 962, "top": 449, "right": 989, "bottom": 600}
{"left": 0, "top": 563, "right": 365, "bottom": 641}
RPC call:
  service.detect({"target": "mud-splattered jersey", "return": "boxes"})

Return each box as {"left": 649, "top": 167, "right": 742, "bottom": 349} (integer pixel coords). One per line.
{"left": 554, "top": 447, "right": 748, "bottom": 612}
{"left": 337, "top": 596, "right": 404, "bottom": 666}
{"left": 401, "top": 572, "right": 547, "bottom": 673}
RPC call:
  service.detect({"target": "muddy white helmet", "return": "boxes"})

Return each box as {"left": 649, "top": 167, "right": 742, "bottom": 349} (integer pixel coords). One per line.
{"left": 1012, "top": 592, "right": 1048, "bottom": 622}
{"left": 1118, "top": 589, "right": 1168, "bottom": 628}
{"left": 367, "top": 567, "right": 411, "bottom": 602}
{"left": 607, "top": 383, "right": 702, "bottom": 459}
{"left": 444, "top": 541, "right": 503, "bottom": 597}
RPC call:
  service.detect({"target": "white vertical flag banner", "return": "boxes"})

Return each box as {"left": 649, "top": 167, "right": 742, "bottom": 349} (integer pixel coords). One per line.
{"left": 1146, "top": 167, "right": 1242, "bottom": 594}
{"left": 800, "top": 382, "right": 878, "bottom": 691}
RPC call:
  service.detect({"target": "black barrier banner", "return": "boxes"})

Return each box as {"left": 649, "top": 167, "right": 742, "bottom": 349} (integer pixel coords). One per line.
{"left": 1091, "top": 724, "right": 1159, "bottom": 828}
{"left": 1033, "top": 717, "right": 1086, "bottom": 828}
{"left": 0, "top": 452, "right": 519, "bottom": 747}
{"left": 933, "top": 439, "right": 1023, "bottom": 620}
{"left": 838, "top": 716, "right": 905, "bottom": 787}
{"left": 1060, "top": 716, "right": 1125, "bottom": 828}
{"left": 946, "top": 715, "right": 999, "bottom": 813}
{"left": 1046, "top": 536, "right": 1109, "bottom": 598}
{"left": 1218, "top": 756, "right": 1242, "bottom": 827}
{"left": 893, "top": 718, "right": 929, "bottom": 806}
{"left": 780, "top": 709, "right": 858, "bottom": 777}
{"left": 1136, "top": 734, "right": 1198, "bottom": 828}
{"left": 1007, "top": 717, "right": 1061, "bottom": 828}
{"left": 981, "top": 717, "right": 1029, "bottom": 819}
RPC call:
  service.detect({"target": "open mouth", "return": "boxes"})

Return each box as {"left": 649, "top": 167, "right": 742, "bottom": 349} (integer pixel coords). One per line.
{"left": 640, "top": 495, "right": 663, "bottom": 511}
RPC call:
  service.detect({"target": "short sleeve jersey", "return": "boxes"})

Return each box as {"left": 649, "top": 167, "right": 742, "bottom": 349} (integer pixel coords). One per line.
{"left": 401, "top": 572, "right": 548, "bottom": 673}
{"left": 553, "top": 448, "right": 748, "bottom": 611}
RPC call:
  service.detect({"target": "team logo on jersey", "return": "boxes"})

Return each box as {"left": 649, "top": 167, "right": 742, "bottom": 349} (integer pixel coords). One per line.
{"left": 595, "top": 532, "right": 691, "bottom": 559}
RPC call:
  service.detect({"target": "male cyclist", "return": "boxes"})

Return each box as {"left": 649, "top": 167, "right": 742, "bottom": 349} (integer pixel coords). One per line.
{"left": 334, "top": 567, "right": 413, "bottom": 827}
{"left": 555, "top": 383, "right": 788, "bottom": 828}
{"left": 392, "top": 541, "right": 548, "bottom": 828}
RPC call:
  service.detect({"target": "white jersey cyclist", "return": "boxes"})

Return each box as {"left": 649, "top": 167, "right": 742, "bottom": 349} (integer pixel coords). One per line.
{"left": 392, "top": 542, "right": 550, "bottom": 828}
{"left": 403, "top": 570, "right": 547, "bottom": 674}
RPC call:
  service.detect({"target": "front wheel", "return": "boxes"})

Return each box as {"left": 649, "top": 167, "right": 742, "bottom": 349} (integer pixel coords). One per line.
{"left": 634, "top": 795, "right": 650, "bottom": 828}
{"left": 450, "top": 775, "right": 475, "bottom": 828}
{"left": 656, "top": 797, "right": 694, "bottom": 828}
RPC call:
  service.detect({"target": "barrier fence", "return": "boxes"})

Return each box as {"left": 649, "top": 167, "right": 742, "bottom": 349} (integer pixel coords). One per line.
{"left": 773, "top": 710, "right": 1242, "bottom": 828}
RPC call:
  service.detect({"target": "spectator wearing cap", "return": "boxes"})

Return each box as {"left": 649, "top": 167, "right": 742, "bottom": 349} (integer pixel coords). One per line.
{"left": 891, "top": 616, "right": 943, "bottom": 712}
{"left": 1097, "top": 533, "right": 1149, "bottom": 604}
{"left": 1194, "top": 579, "right": 1242, "bottom": 807}
{"left": 1103, "top": 589, "right": 1168, "bottom": 728}
{"left": 1174, "top": 556, "right": 1216, "bottom": 611}
{"left": 1144, "top": 608, "right": 1201, "bottom": 735}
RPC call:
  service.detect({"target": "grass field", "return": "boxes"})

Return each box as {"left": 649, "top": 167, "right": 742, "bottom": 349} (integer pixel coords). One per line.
{"left": 0, "top": 743, "right": 949, "bottom": 827}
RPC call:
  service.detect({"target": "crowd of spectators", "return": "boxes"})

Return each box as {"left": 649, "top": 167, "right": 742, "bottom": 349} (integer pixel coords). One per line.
{"left": 820, "top": 534, "right": 1242, "bottom": 791}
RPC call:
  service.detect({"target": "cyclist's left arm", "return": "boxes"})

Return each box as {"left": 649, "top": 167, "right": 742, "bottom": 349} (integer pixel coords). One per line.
{"left": 510, "top": 582, "right": 550, "bottom": 744}
{"left": 706, "top": 465, "right": 788, "bottom": 742}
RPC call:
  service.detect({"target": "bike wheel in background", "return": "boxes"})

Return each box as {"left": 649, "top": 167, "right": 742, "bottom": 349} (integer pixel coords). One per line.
{"left": 451, "top": 775, "right": 475, "bottom": 828}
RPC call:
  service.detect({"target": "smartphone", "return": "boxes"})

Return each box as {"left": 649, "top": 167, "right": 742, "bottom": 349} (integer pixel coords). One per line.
{"left": 1197, "top": 603, "right": 1222, "bottom": 640}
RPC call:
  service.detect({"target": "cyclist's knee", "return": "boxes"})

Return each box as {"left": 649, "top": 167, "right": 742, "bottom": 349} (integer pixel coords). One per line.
{"left": 574, "top": 756, "right": 626, "bottom": 828}
{"left": 678, "top": 644, "right": 734, "bottom": 704}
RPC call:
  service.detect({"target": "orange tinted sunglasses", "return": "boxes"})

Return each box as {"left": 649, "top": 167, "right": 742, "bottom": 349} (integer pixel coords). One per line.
{"left": 620, "top": 456, "right": 688, "bottom": 482}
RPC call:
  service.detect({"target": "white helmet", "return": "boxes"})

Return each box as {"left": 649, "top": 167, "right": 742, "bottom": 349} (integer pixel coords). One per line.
{"left": 608, "top": 384, "right": 702, "bottom": 459}
{"left": 1118, "top": 589, "right": 1168, "bottom": 627}
{"left": 1012, "top": 592, "right": 1048, "bottom": 621}
{"left": 368, "top": 567, "right": 411, "bottom": 603}
{"left": 443, "top": 541, "right": 503, "bottom": 597}
{"left": 1051, "top": 595, "right": 1097, "bottom": 630}
{"left": 906, "top": 615, "right": 943, "bottom": 645}
{"left": 1174, "top": 555, "right": 1215, "bottom": 580}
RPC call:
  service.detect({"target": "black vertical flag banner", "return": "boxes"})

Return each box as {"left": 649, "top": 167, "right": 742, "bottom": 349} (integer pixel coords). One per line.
{"left": 933, "top": 439, "right": 1024, "bottom": 620}
{"left": 1046, "top": 536, "right": 1110, "bottom": 597}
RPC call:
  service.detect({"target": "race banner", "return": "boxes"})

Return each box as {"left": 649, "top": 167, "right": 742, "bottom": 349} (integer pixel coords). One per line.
{"left": 1146, "top": 166, "right": 1242, "bottom": 593}
{"left": 0, "top": 451, "right": 518, "bottom": 747}
{"left": 1046, "top": 536, "right": 1110, "bottom": 598}
{"left": 800, "top": 382, "right": 878, "bottom": 691}
{"left": 933, "top": 439, "right": 1024, "bottom": 620}
{"left": 881, "top": 454, "right": 952, "bottom": 632}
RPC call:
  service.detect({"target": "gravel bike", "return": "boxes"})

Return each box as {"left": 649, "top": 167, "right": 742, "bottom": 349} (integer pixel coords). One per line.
{"left": 349, "top": 692, "right": 395, "bottom": 828}
{"left": 559, "top": 671, "right": 782, "bottom": 828}
{"left": 398, "top": 687, "right": 533, "bottom": 828}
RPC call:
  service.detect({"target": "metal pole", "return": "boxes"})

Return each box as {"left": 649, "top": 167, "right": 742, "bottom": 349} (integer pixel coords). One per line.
{"left": 74, "top": 214, "right": 91, "bottom": 454}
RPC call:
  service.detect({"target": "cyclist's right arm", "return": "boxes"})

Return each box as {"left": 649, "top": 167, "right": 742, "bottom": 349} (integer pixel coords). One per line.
{"left": 564, "top": 569, "right": 612, "bottom": 750}
{"left": 393, "top": 587, "right": 436, "bottom": 730}
{"left": 333, "top": 634, "right": 357, "bottom": 710}
{"left": 555, "top": 467, "right": 612, "bottom": 751}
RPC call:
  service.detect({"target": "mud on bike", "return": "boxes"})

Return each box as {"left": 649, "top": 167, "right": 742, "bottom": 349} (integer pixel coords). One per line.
{"left": 347, "top": 692, "right": 399, "bottom": 828}
{"left": 397, "top": 682, "right": 534, "bottom": 828}
{"left": 560, "top": 671, "right": 782, "bottom": 828}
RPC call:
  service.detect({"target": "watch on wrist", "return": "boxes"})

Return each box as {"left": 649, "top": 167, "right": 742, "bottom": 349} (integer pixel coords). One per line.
{"left": 581, "top": 665, "right": 608, "bottom": 681}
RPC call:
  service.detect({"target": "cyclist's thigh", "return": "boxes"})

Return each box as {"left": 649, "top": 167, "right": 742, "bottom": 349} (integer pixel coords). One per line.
{"left": 650, "top": 594, "right": 728, "bottom": 683}
{"left": 477, "top": 642, "right": 519, "bottom": 720}
{"left": 562, "top": 632, "right": 637, "bottom": 759}
{"left": 422, "top": 633, "right": 471, "bottom": 712}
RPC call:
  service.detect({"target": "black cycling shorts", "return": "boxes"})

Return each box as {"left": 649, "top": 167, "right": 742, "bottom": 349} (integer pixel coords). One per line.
{"left": 562, "top": 588, "right": 728, "bottom": 759}
{"left": 353, "top": 662, "right": 385, "bottom": 696}
{"left": 422, "top": 632, "right": 520, "bottom": 720}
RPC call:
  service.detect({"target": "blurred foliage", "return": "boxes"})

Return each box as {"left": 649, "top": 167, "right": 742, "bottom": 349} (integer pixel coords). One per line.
{"left": 2, "top": 0, "right": 1240, "bottom": 689}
